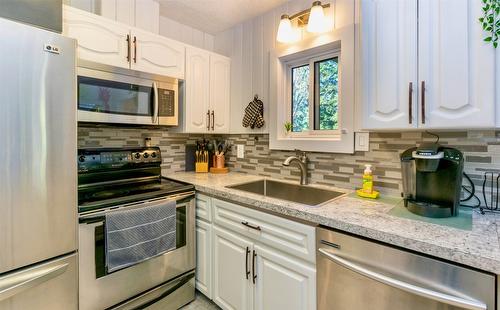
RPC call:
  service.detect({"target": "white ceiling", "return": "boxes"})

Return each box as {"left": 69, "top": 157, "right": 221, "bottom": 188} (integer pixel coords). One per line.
{"left": 157, "top": 0, "right": 289, "bottom": 34}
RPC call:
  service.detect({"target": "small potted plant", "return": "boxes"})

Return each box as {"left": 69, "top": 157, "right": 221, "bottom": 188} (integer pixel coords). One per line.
{"left": 284, "top": 121, "right": 292, "bottom": 135}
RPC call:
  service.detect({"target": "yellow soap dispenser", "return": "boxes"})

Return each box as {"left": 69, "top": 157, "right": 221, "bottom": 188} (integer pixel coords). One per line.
{"left": 357, "top": 164, "right": 380, "bottom": 199}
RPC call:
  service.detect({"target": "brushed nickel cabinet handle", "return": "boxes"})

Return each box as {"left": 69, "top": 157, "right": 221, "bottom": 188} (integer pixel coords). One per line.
{"left": 241, "top": 221, "right": 261, "bottom": 231}
{"left": 126, "top": 34, "right": 130, "bottom": 62}
{"left": 211, "top": 110, "right": 214, "bottom": 131}
{"left": 206, "top": 110, "right": 210, "bottom": 130}
{"left": 252, "top": 250, "right": 257, "bottom": 284}
{"left": 408, "top": 82, "right": 413, "bottom": 124}
{"left": 245, "top": 247, "right": 250, "bottom": 280}
{"left": 133, "top": 36, "right": 137, "bottom": 63}
{"left": 421, "top": 81, "right": 426, "bottom": 124}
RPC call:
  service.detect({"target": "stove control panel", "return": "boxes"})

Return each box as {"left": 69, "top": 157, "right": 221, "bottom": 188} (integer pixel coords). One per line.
{"left": 78, "top": 147, "right": 161, "bottom": 172}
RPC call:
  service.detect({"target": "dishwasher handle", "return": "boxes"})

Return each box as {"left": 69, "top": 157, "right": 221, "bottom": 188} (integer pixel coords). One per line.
{"left": 318, "top": 248, "right": 487, "bottom": 310}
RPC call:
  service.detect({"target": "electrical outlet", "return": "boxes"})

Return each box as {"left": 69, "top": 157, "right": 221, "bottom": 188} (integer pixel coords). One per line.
{"left": 236, "top": 144, "right": 245, "bottom": 158}
{"left": 355, "top": 132, "right": 370, "bottom": 152}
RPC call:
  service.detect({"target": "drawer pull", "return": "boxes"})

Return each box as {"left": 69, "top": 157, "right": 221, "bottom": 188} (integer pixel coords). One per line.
{"left": 241, "top": 221, "right": 261, "bottom": 231}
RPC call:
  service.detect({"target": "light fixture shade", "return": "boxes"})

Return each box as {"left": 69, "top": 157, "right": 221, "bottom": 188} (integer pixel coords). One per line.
{"left": 307, "top": 1, "right": 327, "bottom": 33}
{"left": 277, "top": 15, "right": 296, "bottom": 43}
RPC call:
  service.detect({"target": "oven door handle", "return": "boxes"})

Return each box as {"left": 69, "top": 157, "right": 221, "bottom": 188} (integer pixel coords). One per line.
{"left": 153, "top": 81, "right": 159, "bottom": 124}
{"left": 79, "top": 191, "right": 195, "bottom": 220}
{"left": 318, "top": 248, "right": 486, "bottom": 310}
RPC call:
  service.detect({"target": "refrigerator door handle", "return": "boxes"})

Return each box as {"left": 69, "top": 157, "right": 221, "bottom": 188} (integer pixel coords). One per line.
{"left": 0, "top": 263, "right": 68, "bottom": 301}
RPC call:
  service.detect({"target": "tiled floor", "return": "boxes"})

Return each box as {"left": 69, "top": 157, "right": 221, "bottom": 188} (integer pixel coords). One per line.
{"left": 180, "top": 292, "right": 220, "bottom": 310}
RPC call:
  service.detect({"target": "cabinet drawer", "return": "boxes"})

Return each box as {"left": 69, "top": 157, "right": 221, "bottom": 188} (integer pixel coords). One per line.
{"left": 212, "top": 198, "right": 316, "bottom": 264}
{"left": 196, "top": 193, "right": 212, "bottom": 222}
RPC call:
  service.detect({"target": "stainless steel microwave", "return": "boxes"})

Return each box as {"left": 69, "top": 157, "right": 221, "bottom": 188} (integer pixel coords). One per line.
{"left": 77, "top": 67, "right": 178, "bottom": 126}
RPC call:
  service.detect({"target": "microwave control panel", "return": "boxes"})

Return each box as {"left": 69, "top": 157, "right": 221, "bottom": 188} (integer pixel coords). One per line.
{"left": 158, "top": 88, "right": 175, "bottom": 117}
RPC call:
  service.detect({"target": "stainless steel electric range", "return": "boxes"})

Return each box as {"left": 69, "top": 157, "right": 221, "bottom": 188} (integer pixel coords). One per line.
{"left": 77, "top": 147, "right": 196, "bottom": 310}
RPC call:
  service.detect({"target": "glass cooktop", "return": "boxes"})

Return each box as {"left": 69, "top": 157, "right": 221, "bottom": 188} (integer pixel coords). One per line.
{"left": 78, "top": 177, "right": 194, "bottom": 213}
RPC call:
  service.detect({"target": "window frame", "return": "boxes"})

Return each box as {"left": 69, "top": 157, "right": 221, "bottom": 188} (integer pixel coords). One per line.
{"left": 285, "top": 50, "right": 341, "bottom": 139}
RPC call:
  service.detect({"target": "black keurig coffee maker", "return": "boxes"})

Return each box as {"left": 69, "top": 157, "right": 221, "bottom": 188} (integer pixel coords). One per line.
{"left": 400, "top": 143, "right": 464, "bottom": 218}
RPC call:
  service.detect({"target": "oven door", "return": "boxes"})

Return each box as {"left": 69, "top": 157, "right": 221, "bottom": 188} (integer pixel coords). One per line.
{"left": 77, "top": 67, "right": 156, "bottom": 126}
{"left": 78, "top": 192, "right": 195, "bottom": 310}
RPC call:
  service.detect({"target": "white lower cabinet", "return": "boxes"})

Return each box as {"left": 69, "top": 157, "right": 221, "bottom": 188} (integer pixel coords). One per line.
{"left": 213, "top": 226, "right": 254, "bottom": 310}
{"left": 254, "top": 244, "right": 316, "bottom": 310}
{"left": 195, "top": 194, "right": 316, "bottom": 310}
{"left": 195, "top": 219, "right": 212, "bottom": 298}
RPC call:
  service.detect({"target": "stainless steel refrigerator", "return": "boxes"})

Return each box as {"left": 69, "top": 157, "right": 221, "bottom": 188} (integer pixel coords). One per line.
{"left": 0, "top": 17, "right": 78, "bottom": 309}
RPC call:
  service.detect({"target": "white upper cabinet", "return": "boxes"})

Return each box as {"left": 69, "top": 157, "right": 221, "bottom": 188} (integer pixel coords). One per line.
{"left": 100, "top": 0, "right": 160, "bottom": 33}
{"left": 361, "top": 0, "right": 496, "bottom": 129}
{"left": 63, "top": 5, "right": 185, "bottom": 78}
{"left": 183, "top": 47, "right": 231, "bottom": 133}
{"left": 361, "top": 0, "right": 418, "bottom": 129}
{"left": 185, "top": 47, "right": 211, "bottom": 132}
{"left": 210, "top": 54, "right": 231, "bottom": 133}
{"left": 63, "top": 5, "right": 130, "bottom": 69}
{"left": 418, "top": 0, "right": 495, "bottom": 128}
{"left": 131, "top": 28, "right": 185, "bottom": 79}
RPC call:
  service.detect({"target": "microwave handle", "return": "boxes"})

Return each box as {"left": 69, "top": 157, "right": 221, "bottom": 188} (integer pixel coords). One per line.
{"left": 153, "top": 82, "right": 159, "bottom": 124}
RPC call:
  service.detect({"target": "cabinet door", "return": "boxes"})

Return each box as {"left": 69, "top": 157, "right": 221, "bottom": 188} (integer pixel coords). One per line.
{"left": 195, "top": 219, "right": 212, "bottom": 299}
{"left": 253, "top": 244, "right": 316, "bottom": 310}
{"left": 213, "top": 226, "right": 253, "bottom": 310}
{"left": 209, "top": 54, "right": 231, "bottom": 133}
{"left": 418, "top": 0, "right": 495, "bottom": 128}
{"left": 131, "top": 28, "right": 185, "bottom": 79}
{"left": 185, "top": 47, "right": 210, "bottom": 133}
{"left": 63, "top": 5, "right": 130, "bottom": 69}
{"left": 196, "top": 193, "right": 212, "bottom": 222}
{"left": 360, "top": 0, "right": 418, "bottom": 129}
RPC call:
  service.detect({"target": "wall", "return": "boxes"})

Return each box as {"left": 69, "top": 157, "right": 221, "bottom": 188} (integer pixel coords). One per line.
{"left": 213, "top": 0, "right": 355, "bottom": 134}
{"left": 78, "top": 126, "right": 499, "bottom": 204}
{"left": 78, "top": 125, "right": 205, "bottom": 175}
{"left": 224, "top": 131, "right": 497, "bottom": 201}
{"left": 65, "top": 0, "right": 214, "bottom": 51}
{"left": 159, "top": 16, "right": 214, "bottom": 51}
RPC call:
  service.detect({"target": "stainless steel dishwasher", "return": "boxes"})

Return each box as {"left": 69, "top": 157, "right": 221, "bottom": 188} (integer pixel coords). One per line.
{"left": 317, "top": 227, "right": 496, "bottom": 310}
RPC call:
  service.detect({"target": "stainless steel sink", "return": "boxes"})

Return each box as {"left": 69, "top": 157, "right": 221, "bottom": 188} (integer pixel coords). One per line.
{"left": 226, "top": 179, "right": 346, "bottom": 206}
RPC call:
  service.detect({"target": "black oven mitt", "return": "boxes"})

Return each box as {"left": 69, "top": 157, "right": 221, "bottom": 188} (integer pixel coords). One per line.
{"left": 242, "top": 95, "right": 265, "bottom": 129}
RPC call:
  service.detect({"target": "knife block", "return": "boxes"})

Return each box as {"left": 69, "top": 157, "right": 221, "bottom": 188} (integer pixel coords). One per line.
{"left": 195, "top": 150, "right": 209, "bottom": 173}
{"left": 195, "top": 162, "right": 209, "bottom": 173}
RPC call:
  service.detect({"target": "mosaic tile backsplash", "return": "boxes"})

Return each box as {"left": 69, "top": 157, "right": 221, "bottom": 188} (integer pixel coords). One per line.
{"left": 78, "top": 125, "right": 500, "bottom": 203}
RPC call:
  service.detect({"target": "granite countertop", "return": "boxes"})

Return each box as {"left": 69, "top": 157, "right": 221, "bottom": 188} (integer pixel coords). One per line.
{"left": 169, "top": 171, "right": 500, "bottom": 274}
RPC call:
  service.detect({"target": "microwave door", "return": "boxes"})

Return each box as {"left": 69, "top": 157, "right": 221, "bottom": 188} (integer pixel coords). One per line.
{"left": 77, "top": 69, "right": 156, "bottom": 126}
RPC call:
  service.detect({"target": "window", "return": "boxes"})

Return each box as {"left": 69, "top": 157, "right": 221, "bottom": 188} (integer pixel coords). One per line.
{"left": 314, "top": 58, "right": 338, "bottom": 131}
{"left": 270, "top": 32, "right": 355, "bottom": 153}
{"left": 287, "top": 53, "right": 339, "bottom": 136}
{"left": 291, "top": 65, "right": 310, "bottom": 132}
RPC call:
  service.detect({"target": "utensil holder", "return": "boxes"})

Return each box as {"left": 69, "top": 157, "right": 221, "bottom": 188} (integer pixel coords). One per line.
{"left": 214, "top": 155, "right": 225, "bottom": 168}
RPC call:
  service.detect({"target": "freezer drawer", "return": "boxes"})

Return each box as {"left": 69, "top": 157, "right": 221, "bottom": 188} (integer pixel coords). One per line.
{"left": 317, "top": 227, "right": 496, "bottom": 310}
{"left": 0, "top": 253, "right": 78, "bottom": 310}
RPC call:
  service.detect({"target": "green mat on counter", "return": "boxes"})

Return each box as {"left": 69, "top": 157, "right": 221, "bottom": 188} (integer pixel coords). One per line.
{"left": 349, "top": 193, "right": 473, "bottom": 231}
